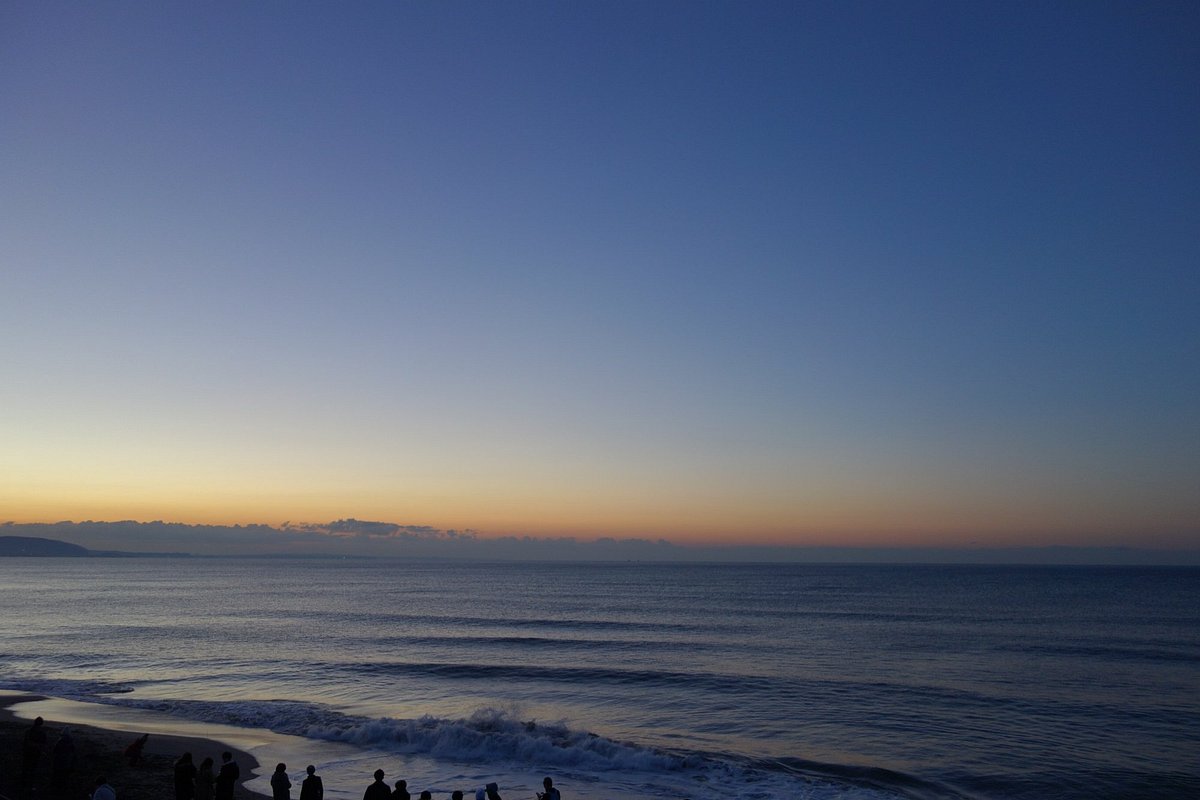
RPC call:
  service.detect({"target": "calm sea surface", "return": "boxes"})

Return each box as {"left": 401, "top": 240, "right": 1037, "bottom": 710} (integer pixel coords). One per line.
{"left": 1, "top": 559, "right": 1197, "bottom": 799}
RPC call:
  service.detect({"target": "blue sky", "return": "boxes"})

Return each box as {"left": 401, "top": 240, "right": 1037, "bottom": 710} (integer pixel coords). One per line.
{"left": 2, "top": 1, "right": 1197, "bottom": 549}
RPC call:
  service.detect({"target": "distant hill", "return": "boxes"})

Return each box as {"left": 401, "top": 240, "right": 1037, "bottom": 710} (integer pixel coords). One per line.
{"left": 0, "top": 536, "right": 91, "bottom": 557}
{"left": 0, "top": 535, "right": 190, "bottom": 558}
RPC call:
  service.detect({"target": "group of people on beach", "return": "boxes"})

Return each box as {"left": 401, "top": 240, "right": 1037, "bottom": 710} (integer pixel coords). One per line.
{"left": 172, "top": 750, "right": 245, "bottom": 800}
{"left": 18, "top": 715, "right": 562, "bottom": 800}
{"left": 16, "top": 715, "right": 142, "bottom": 800}
{"left": 266, "top": 763, "right": 562, "bottom": 800}
{"left": 18, "top": 716, "right": 77, "bottom": 794}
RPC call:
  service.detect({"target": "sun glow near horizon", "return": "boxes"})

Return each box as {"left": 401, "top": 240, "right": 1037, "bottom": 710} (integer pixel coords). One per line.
{"left": 2, "top": 3, "right": 1197, "bottom": 556}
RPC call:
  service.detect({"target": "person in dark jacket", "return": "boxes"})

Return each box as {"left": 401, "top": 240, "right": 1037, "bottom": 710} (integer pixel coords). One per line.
{"left": 391, "top": 778, "right": 410, "bottom": 800}
{"left": 214, "top": 751, "right": 240, "bottom": 800}
{"left": 51, "top": 727, "right": 76, "bottom": 789}
{"left": 363, "top": 769, "right": 390, "bottom": 800}
{"left": 174, "top": 752, "right": 198, "bottom": 800}
{"left": 271, "top": 763, "right": 291, "bottom": 800}
{"left": 299, "top": 765, "right": 324, "bottom": 800}
{"left": 21, "top": 716, "right": 47, "bottom": 784}
{"left": 195, "top": 757, "right": 215, "bottom": 800}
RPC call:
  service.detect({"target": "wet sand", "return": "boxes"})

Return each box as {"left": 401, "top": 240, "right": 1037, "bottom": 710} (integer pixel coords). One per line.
{"left": 0, "top": 695, "right": 265, "bottom": 800}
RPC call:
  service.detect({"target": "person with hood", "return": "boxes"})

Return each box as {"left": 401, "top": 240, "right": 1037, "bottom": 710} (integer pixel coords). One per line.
{"left": 174, "top": 752, "right": 198, "bottom": 800}
{"left": 91, "top": 775, "right": 117, "bottom": 800}
{"left": 271, "top": 763, "right": 292, "bottom": 800}
{"left": 299, "top": 765, "right": 324, "bottom": 800}
{"left": 363, "top": 769, "right": 391, "bottom": 800}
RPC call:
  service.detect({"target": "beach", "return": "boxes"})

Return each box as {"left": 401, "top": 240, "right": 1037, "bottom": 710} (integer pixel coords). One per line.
{"left": 1, "top": 695, "right": 263, "bottom": 800}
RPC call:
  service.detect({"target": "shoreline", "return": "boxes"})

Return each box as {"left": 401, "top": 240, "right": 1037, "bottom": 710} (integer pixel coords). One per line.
{"left": 1, "top": 694, "right": 266, "bottom": 800}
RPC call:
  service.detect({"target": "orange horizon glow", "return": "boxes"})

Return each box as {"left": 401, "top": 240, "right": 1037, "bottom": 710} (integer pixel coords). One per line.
{"left": 3, "top": 498, "right": 1197, "bottom": 551}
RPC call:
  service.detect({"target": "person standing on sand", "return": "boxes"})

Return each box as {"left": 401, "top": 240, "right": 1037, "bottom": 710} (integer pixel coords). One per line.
{"left": 299, "top": 764, "right": 323, "bottom": 800}
{"left": 484, "top": 782, "right": 502, "bottom": 800}
{"left": 271, "top": 762, "right": 292, "bottom": 800}
{"left": 50, "top": 727, "right": 76, "bottom": 789}
{"left": 214, "top": 751, "right": 240, "bottom": 800}
{"left": 175, "top": 752, "right": 198, "bottom": 800}
{"left": 21, "top": 715, "right": 47, "bottom": 784}
{"left": 391, "top": 778, "right": 409, "bottom": 799}
{"left": 195, "top": 757, "right": 215, "bottom": 800}
{"left": 363, "top": 769, "right": 390, "bottom": 800}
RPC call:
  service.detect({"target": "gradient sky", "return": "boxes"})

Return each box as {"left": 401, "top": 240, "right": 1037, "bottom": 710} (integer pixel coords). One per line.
{"left": 2, "top": 1, "right": 1198, "bottom": 550}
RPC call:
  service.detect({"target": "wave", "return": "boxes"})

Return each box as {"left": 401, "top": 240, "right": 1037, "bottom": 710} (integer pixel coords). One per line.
{"left": 348, "top": 660, "right": 733, "bottom": 689}
{"left": 0, "top": 678, "right": 931, "bottom": 798}
{"left": 284, "top": 608, "right": 725, "bottom": 634}
{"left": 0, "top": 677, "right": 136, "bottom": 697}
{"left": 0, "top": 679, "right": 688, "bottom": 772}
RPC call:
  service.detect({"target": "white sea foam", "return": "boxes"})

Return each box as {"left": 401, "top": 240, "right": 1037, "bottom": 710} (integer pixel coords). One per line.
{"left": 0, "top": 681, "right": 685, "bottom": 772}
{"left": 0, "top": 681, "right": 901, "bottom": 799}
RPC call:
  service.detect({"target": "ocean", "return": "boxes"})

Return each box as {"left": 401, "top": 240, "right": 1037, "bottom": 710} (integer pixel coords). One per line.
{"left": 0, "top": 559, "right": 1197, "bottom": 799}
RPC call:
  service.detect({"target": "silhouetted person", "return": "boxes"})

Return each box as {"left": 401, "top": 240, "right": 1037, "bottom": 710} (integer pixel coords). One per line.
{"left": 451, "top": 792, "right": 463, "bottom": 800}
{"left": 124, "top": 733, "right": 149, "bottom": 766}
{"left": 299, "top": 765, "right": 323, "bottom": 800}
{"left": 195, "top": 757, "right": 215, "bottom": 800}
{"left": 536, "top": 777, "right": 560, "bottom": 800}
{"left": 91, "top": 775, "right": 117, "bottom": 800}
{"left": 363, "top": 769, "right": 390, "bottom": 800}
{"left": 271, "top": 763, "right": 291, "bottom": 800}
{"left": 50, "top": 727, "right": 76, "bottom": 790}
{"left": 21, "top": 715, "right": 47, "bottom": 784}
{"left": 174, "top": 752, "right": 198, "bottom": 800}
{"left": 214, "top": 751, "right": 240, "bottom": 800}
{"left": 391, "top": 778, "right": 410, "bottom": 800}
{"left": 485, "top": 783, "right": 502, "bottom": 800}
{"left": 417, "top": 792, "right": 430, "bottom": 800}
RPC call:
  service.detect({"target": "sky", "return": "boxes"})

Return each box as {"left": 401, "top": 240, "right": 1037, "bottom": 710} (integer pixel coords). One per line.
{"left": 1, "top": 1, "right": 1198, "bottom": 555}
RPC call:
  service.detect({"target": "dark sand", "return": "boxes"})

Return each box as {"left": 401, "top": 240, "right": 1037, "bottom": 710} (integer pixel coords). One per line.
{"left": 1, "top": 696, "right": 265, "bottom": 800}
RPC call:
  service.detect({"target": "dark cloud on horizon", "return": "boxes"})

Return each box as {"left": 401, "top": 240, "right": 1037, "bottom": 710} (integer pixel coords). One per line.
{"left": 280, "top": 518, "right": 478, "bottom": 540}
{"left": 0, "top": 519, "right": 682, "bottom": 559}
{"left": 1, "top": 520, "right": 1198, "bottom": 565}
